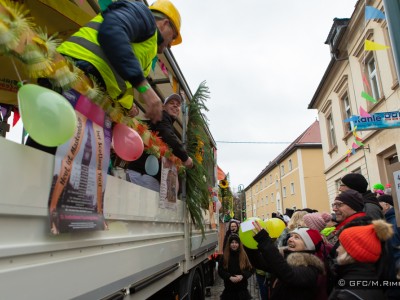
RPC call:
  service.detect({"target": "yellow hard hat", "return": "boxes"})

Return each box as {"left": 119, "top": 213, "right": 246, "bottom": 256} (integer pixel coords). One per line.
{"left": 149, "top": 0, "right": 182, "bottom": 45}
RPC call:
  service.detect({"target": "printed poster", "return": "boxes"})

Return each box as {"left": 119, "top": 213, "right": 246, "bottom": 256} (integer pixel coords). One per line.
{"left": 48, "top": 89, "right": 112, "bottom": 234}
{"left": 159, "top": 157, "right": 178, "bottom": 210}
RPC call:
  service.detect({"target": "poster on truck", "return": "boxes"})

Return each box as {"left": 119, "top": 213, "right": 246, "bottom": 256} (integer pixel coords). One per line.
{"left": 159, "top": 157, "right": 178, "bottom": 210}
{"left": 48, "top": 90, "right": 112, "bottom": 234}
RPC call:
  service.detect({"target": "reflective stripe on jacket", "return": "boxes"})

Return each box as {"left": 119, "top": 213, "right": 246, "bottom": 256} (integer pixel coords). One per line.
{"left": 57, "top": 14, "right": 157, "bottom": 108}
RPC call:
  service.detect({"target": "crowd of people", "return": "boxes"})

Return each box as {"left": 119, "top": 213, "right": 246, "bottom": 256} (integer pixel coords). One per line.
{"left": 218, "top": 173, "right": 400, "bottom": 300}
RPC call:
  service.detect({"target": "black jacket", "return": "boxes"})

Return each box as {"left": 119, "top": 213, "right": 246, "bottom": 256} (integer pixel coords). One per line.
{"left": 253, "top": 229, "right": 327, "bottom": 300}
{"left": 362, "top": 190, "right": 384, "bottom": 220}
{"left": 329, "top": 263, "right": 385, "bottom": 300}
{"left": 218, "top": 250, "right": 253, "bottom": 300}
{"left": 127, "top": 111, "right": 188, "bottom": 179}
{"left": 98, "top": 0, "right": 157, "bottom": 86}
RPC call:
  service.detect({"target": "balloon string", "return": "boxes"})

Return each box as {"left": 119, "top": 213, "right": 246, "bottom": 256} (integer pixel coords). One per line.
{"left": 11, "top": 57, "right": 23, "bottom": 83}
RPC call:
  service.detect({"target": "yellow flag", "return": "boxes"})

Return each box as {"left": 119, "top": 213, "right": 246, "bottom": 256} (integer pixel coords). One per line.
{"left": 365, "top": 40, "right": 389, "bottom": 51}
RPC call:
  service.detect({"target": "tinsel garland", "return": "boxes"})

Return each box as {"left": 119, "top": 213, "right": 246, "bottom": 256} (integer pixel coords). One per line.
{"left": 186, "top": 81, "right": 213, "bottom": 237}
{"left": 0, "top": 0, "right": 183, "bottom": 169}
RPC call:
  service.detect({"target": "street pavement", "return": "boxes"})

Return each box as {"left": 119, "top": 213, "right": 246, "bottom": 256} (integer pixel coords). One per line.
{"left": 206, "top": 273, "right": 261, "bottom": 300}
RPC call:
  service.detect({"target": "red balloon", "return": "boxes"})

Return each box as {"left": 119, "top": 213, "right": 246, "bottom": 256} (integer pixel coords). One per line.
{"left": 112, "top": 123, "right": 144, "bottom": 161}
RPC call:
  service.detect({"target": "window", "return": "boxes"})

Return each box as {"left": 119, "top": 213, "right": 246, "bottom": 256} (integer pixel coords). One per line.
{"left": 271, "top": 193, "right": 274, "bottom": 202}
{"left": 367, "top": 56, "right": 381, "bottom": 101}
{"left": 290, "top": 182, "right": 295, "bottom": 194}
{"left": 288, "top": 159, "right": 292, "bottom": 171}
{"left": 281, "top": 165, "right": 285, "bottom": 175}
{"left": 335, "top": 178, "right": 342, "bottom": 192}
{"left": 327, "top": 113, "right": 337, "bottom": 149}
{"left": 341, "top": 93, "right": 352, "bottom": 132}
{"left": 266, "top": 196, "right": 268, "bottom": 205}
{"left": 275, "top": 179, "right": 279, "bottom": 189}
{"left": 283, "top": 187, "right": 287, "bottom": 198}
{"left": 264, "top": 178, "right": 267, "bottom": 186}
{"left": 270, "top": 174, "right": 272, "bottom": 183}
{"left": 352, "top": 167, "right": 361, "bottom": 174}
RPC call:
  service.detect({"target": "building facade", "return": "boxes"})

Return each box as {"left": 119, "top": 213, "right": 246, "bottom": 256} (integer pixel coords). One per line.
{"left": 244, "top": 121, "right": 330, "bottom": 219}
{"left": 308, "top": 0, "right": 400, "bottom": 208}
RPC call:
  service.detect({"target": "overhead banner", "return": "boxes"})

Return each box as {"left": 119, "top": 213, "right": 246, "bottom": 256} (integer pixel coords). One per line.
{"left": 347, "top": 111, "right": 400, "bottom": 131}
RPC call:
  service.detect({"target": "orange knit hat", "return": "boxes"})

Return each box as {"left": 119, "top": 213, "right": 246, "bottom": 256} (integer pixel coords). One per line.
{"left": 339, "top": 220, "right": 393, "bottom": 263}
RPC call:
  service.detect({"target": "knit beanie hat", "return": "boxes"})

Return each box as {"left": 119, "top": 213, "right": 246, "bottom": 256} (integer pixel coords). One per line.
{"left": 341, "top": 173, "right": 368, "bottom": 193}
{"left": 335, "top": 190, "right": 364, "bottom": 212}
{"left": 229, "top": 234, "right": 240, "bottom": 244}
{"left": 377, "top": 194, "right": 393, "bottom": 206}
{"left": 339, "top": 220, "right": 394, "bottom": 263}
{"left": 303, "top": 212, "right": 332, "bottom": 232}
{"left": 373, "top": 183, "right": 385, "bottom": 191}
{"left": 291, "top": 228, "right": 322, "bottom": 251}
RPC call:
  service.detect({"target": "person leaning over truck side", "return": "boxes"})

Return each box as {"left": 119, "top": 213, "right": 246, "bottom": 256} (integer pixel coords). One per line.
{"left": 26, "top": 0, "right": 182, "bottom": 154}
{"left": 124, "top": 93, "right": 193, "bottom": 191}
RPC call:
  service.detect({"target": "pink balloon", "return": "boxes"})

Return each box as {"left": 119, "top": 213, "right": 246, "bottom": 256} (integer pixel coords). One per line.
{"left": 112, "top": 123, "right": 144, "bottom": 161}
{"left": 216, "top": 201, "right": 222, "bottom": 211}
{"left": 75, "top": 95, "right": 105, "bottom": 126}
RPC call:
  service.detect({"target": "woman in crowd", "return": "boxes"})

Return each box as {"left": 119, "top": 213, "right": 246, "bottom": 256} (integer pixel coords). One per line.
{"left": 218, "top": 234, "right": 253, "bottom": 300}
{"left": 223, "top": 219, "right": 240, "bottom": 250}
{"left": 252, "top": 221, "right": 328, "bottom": 300}
{"left": 329, "top": 219, "right": 393, "bottom": 300}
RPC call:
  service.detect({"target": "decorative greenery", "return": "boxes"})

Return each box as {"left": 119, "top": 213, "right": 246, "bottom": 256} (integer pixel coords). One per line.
{"left": 219, "top": 179, "right": 233, "bottom": 222}
{"left": 186, "top": 81, "right": 213, "bottom": 237}
{"left": 0, "top": 0, "right": 184, "bottom": 169}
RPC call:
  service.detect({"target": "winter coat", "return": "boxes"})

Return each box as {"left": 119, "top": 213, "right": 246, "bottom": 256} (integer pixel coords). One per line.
{"left": 253, "top": 229, "right": 327, "bottom": 300}
{"left": 329, "top": 263, "right": 385, "bottom": 300}
{"left": 218, "top": 250, "right": 253, "bottom": 300}
{"left": 384, "top": 207, "right": 400, "bottom": 300}
{"left": 362, "top": 191, "right": 384, "bottom": 220}
{"left": 327, "top": 212, "right": 366, "bottom": 245}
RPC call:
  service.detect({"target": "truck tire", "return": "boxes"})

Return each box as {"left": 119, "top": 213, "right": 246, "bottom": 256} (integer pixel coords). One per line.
{"left": 188, "top": 269, "right": 204, "bottom": 300}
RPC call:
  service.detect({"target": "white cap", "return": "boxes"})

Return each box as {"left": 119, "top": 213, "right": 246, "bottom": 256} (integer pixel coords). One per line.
{"left": 164, "top": 93, "right": 182, "bottom": 105}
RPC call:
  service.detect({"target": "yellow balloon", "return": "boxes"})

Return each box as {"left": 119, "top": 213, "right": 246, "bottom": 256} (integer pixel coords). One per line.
{"left": 266, "top": 218, "right": 286, "bottom": 238}
{"left": 239, "top": 217, "right": 267, "bottom": 249}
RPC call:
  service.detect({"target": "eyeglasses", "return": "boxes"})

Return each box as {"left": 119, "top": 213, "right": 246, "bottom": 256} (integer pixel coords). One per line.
{"left": 331, "top": 202, "right": 345, "bottom": 209}
{"left": 168, "top": 20, "right": 178, "bottom": 41}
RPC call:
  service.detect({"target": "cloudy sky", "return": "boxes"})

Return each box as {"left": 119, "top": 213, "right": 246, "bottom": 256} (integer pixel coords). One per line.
{"left": 170, "top": 0, "right": 357, "bottom": 191}
{"left": 5, "top": 0, "right": 357, "bottom": 192}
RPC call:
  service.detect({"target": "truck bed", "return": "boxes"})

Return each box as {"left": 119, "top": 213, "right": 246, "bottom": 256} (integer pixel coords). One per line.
{"left": 0, "top": 138, "right": 217, "bottom": 300}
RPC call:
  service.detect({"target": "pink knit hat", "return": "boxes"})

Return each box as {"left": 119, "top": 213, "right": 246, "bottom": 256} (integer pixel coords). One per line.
{"left": 303, "top": 212, "right": 332, "bottom": 232}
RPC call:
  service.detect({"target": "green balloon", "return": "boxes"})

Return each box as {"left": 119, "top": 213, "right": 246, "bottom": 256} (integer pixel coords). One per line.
{"left": 239, "top": 217, "right": 267, "bottom": 249}
{"left": 18, "top": 84, "right": 77, "bottom": 147}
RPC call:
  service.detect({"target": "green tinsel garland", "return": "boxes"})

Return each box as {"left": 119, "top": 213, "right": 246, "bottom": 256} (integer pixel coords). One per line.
{"left": 186, "top": 81, "right": 213, "bottom": 237}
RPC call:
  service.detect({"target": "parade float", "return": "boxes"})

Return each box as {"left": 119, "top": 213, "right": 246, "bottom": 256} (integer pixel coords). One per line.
{"left": 0, "top": 1, "right": 219, "bottom": 299}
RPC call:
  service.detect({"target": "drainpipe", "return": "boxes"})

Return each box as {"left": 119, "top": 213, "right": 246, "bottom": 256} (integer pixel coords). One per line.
{"left": 276, "top": 161, "right": 284, "bottom": 213}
